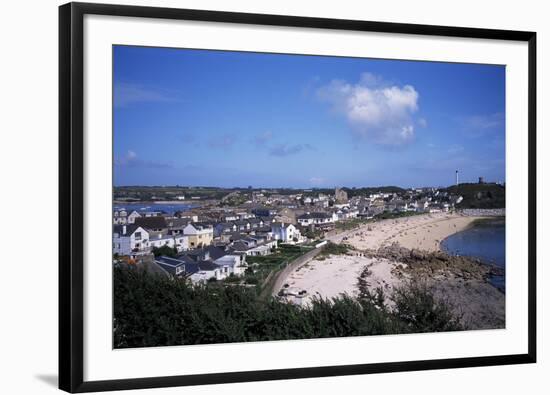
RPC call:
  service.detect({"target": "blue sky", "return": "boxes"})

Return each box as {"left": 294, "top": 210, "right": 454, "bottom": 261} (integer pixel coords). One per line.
{"left": 114, "top": 45, "right": 505, "bottom": 188}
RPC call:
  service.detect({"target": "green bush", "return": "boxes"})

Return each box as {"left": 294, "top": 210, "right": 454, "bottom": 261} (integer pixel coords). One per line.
{"left": 152, "top": 245, "right": 178, "bottom": 258}
{"left": 223, "top": 273, "right": 241, "bottom": 284}
{"left": 391, "top": 281, "right": 462, "bottom": 332}
{"left": 320, "top": 242, "right": 353, "bottom": 257}
{"left": 113, "top": 266, "right": 461, "bottom": 348}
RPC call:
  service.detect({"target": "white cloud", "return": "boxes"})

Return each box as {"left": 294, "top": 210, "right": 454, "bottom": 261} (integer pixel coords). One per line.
{"left": 252, "top": 131, "right": 273, "bottom": 146}
{"left": 460, "top": 112, "right": 504, "bottom": 137}
{"left": 115, "top": 150, "right": 173, "bottom": 168}
{"left": 269, "top": 143, "right": 313, "bottom": 157}
{"left": 114, "top": 82, "right": 173, "bottom": 108}
{"left": 318, "top": 72, "right": 420, "bottom": 145}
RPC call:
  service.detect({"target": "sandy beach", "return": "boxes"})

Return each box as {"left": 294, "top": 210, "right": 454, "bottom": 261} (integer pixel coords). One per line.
{"left": 284, "top": 255, "right": 366, "bottom": 302}
{"left": 278, "top": 212, "right": 504, "bottom": 328}
{"left": 330, "top": 212, "right": 484, "bottom": 252}
{"left": 285, "top": 254, "right": 406, "bottom": 306}
{"left": 284, "top": 213, "right": 481, "bottom": 302}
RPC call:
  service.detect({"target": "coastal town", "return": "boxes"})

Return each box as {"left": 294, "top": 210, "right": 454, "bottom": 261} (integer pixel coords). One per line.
{"left": 113, "top": 185, "right": 465, "bottom": 273}
{"left": 113, "top": 181, "right": 505, "bottom": 320}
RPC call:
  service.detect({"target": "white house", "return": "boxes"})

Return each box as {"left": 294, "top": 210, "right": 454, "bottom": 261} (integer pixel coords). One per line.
{"left": 112, "top": 225, "right": 149, "bottom": 256}
{"left": 113, "top": 209, "right": 141, "bottom": 225}
{"left": 188, "top": 261, "right": 229, "bottom": 283}
{"left": 214, "top": 254, "right": 248, "bottom": 276}
{"left": 271, "top": 222, "right": 302, "bottom": 244}
{"left": 297, "top": 212, "right": 335, "bottom": 226}
{"left": 148, "top": 232, "right": 189, "bottom": 252}
{"left": 335, "top": 208, "right": 359, "bottom": 221}
{"left": 154, "top": 250, "right": 246, "bottom": 282}
{"left": 416, "top": 199, "right": 430, "bottom": 212}
{"left": 229, "top": 238, "right": 278, "bottom": 256}
{"left": 113, "top": 209, "right": 128, "bottom": 225}
{"left": 246, "top": 242, "right": 277, "bottom": 256}
{"left": 127, "top": 210, "right": 141, "bottom": 224}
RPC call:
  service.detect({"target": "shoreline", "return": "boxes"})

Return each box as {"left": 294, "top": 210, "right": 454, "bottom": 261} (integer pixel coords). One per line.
{"left": 331, "top": 212, "right": 490, "bottom": 253}
{"left": 439, "top": 218, "right": 506, "bottom": 293}
{"left": 283, "top": 247, "right": 505, "bottom": 329}
{"left": 278, "top": 212, "right": 505, "bottom": 328}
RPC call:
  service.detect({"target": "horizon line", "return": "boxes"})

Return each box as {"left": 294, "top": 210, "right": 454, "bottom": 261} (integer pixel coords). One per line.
{"left": 113, "top": 182, "right": 503, "bottom": 190}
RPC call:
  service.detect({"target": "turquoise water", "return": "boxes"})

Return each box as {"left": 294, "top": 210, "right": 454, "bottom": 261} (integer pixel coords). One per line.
{"left": 441, "top": 220, "right": 505, "bottom": 292}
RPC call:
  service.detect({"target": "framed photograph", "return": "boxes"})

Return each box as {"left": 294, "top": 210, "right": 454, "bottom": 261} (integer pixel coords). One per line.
{"left": 59, "top": 2, "right": 536, "bottom": 393}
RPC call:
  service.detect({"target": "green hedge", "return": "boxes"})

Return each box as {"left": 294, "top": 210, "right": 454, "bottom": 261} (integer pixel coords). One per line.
{"left": 113, "top": 266, "right": 461, "bottom": 348}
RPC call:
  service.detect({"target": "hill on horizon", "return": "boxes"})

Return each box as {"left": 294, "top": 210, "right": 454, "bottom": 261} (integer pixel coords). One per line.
{"left": 444, "top": 183, "right": 505, "bottom": 209}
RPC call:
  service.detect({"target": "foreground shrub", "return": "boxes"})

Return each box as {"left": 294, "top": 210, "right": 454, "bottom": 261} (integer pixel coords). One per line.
{"left": 113, "top": 266, "right": 461, "bottom": 348}
{"left": 391, "top": 281, "right": 462, "bottom": 332}
{"left": 320, "top": 242, "right": 353, "bottom": 257}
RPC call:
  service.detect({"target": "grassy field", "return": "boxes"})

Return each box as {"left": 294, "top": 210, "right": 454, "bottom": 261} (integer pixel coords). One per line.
{"left": 223, "top": 244, "right": 314, "bottom": 292}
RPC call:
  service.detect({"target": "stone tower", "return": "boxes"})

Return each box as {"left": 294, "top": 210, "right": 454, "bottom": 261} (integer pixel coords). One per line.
{"left": 335, "top": 187, "right": 348, "bottom": 204}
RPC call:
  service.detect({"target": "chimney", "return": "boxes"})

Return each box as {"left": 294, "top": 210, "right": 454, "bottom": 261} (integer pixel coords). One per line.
{"left": 122, "top": 225, "right": 127, "bottom": 235}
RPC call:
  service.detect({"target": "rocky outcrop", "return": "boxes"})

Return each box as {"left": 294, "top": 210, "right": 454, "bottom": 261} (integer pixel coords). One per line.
{"left": 360, "top": 243, "right": 505, "bottom": 330}
{"left": 365, "top": 242, "right": 503, "bottom": 281}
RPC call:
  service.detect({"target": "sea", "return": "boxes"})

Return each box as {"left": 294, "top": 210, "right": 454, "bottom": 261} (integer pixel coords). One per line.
{"left": 113, "top": 202, "right": 198, "bottom": 216}
{"left": 441, "top": 219, "right": 505, "bottom": 292}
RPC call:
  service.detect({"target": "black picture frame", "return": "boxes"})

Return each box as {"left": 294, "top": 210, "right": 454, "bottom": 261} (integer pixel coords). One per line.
{"left": 59, "top": 2, "right": 537, "bottom": 393}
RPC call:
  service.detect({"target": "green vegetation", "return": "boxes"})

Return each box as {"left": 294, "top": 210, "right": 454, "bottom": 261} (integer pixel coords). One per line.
{"left": 335, "top": 217, "right": 371, "bottom": 231}
{"left": 375, "top": 211, "right": 421, "bottom": 220}
{"left": 443, "top": 183, "right": 505, "bottom": 209}
{"left": 319, "top": 242, "right": 353, "bottom": 257}
{"left": 470, "top": 217, "right": 505, "bottom": 228}
{"left": 220, "top": 193, "right": 249, "bottom": 207}
{"left": 303, "top": 227, "right": 324, "bottom": 240}
{"left": 114, "top": 186, "right": 236, "bottom": 202}
{"left": 113, "top": 266, "right": 462, "bottom": 348}
{"left": 243, "top": 244, "right": 312, "bottom": 290}
{"left": 391, "top": 282, "right": 461, "bottom": 332}
{"left": 151, "top": 245, "right": 178, "bottom": 258}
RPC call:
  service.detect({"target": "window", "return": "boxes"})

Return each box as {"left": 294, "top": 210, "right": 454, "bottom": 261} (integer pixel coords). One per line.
{"left": 134, "top": 232, "right": 142, "bottom": 240}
